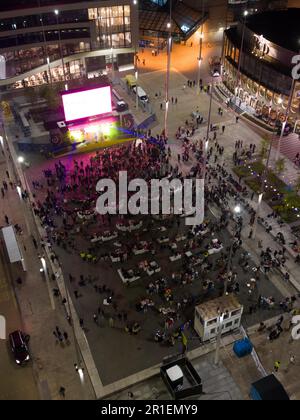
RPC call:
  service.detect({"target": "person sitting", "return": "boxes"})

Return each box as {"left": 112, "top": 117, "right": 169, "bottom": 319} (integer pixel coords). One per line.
{"left": 132, "top": 322, "right": 141, "bottom": 335}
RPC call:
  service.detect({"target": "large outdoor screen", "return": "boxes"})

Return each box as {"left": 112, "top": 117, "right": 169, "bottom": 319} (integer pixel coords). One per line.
{"left": 62, "top": 85, "right": 112, "bottom": 123}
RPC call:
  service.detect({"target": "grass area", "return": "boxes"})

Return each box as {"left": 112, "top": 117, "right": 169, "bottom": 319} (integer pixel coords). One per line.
{"left": 233, "top": 161, "right": 300, "bottom": 223}
{"left": 56, "top": 137, "right": 135, "bottom": 158}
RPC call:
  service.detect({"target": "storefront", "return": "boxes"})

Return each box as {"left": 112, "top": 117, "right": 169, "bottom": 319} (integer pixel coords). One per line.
{"left": 222, "top": 8, "right": 300, "bottom": 130}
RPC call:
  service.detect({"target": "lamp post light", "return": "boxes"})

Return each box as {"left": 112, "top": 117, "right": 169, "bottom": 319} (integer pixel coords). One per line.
{"left": 214, "top": 310, "right": 228, "bottom": 365}
{"left": 111, "top": 47, "right": 115, "bottom": 82}
{"left": 252, "top": 128, "right": 276, "bottom": 240}
{"left": 196, "top": 33, "right": 204, "bottom": 95}
{"left": 234, "top": 9, "right": 248, "bottom": 109}
{"left": 40, "top": 257, "right": 55, "bottom": 310}
{"left": 63, "top": 273, "right": 83, "bottom": 375}
{"left": 205, "top": 76, "right": 214, "bottom": 156}
{"left": 164, "top": 1, "right": 172, "bottom": 138}
{"left": 135, "top": 70, "right": 139, "bottom": 110}
{"left": 54, "top": 10, "right": 66, "bottom": 83}
{"left": 38, "top": 0, "right": 52, "bottom": 85}
{"left": 275, "top": 78, "right": 296, "bottom": 162}
{"left": 224, "top": 205, "right": 241, "bottom": 295}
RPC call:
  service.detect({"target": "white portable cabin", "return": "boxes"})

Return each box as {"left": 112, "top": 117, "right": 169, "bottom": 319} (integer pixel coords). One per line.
{"left": 194, "top": 295, "right": 243, "bottom": 342}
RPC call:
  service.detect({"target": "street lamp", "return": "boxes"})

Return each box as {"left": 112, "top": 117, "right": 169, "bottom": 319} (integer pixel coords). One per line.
{"left": 164, "top": 0, "right": 172, "bottom": 138}
{"left": 111, "top": 47, "right": 115, "bottom": 81}
{"left": 224, "top": 205, "right": 241, "bottom": 295}
{"left": 252, "top": 126, "right": 276, "bottom": 239}
{"left": 214, "top": 309, "right": 227, "bottom": 365}
{"left": 234, "top": 205, "right": 241, "bottom": 214}
{"left": 234, "top": 9, "right": 248, "bottom": 108}
{"left": 40, "top": 257, "right": 55, "bottom": 310}
{"left": 54, "top": 9, "right": 66, "bottom": 82}
{"left": 275, "top": 77, "right": 296, "bottom": 161}
{"left": 196, "top": 32, "right": 204, "bottom": 95}
{"left": 17, "top": 156, "right": 25, "bottom": 164}
{"left": 38, "top": 0, "right": 52, "bottom": 85}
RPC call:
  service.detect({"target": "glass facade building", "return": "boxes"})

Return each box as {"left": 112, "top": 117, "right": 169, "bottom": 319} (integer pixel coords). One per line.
{"left": 0, "top": 0, "right": 139, "bottom": 88}
{"left": 222, "top": 9, "right": 300, "bottom": 125}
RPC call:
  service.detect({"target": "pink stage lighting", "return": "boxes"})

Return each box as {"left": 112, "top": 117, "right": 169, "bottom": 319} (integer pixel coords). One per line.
{"left": 62, "top": 86, "right": 112, "bottom": 123}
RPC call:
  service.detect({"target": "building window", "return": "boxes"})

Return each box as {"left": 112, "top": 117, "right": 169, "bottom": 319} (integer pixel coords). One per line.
{"left": 89, "top": 6, "right": 131, "bottom": 48}
{"left": 231, "top": 309, "right": 241, "bottom": 317}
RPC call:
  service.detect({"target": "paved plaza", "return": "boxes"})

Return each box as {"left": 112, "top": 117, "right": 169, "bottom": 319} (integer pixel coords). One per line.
{"left": 1, "top": 41, "right": 300, "bottom": 400}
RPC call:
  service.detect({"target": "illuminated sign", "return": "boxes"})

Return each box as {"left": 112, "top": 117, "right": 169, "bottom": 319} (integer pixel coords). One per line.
{"left": 252, "top": 34, "right": 270, "bottom": 59}
{"left": 181, "top": 25, "right": 190, "bottom": 33}
{"left": 62, "top": 85, "right": 112, "bottom": 123}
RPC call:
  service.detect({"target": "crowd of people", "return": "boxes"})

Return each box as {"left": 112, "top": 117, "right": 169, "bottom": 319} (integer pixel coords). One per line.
{"left": 28, "top": 123, "right": 300, "bottom": 353}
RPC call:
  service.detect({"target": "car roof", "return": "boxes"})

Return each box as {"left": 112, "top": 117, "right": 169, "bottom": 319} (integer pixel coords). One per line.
{"left": 10, "top": 330, "right": 24, "bottom": 346}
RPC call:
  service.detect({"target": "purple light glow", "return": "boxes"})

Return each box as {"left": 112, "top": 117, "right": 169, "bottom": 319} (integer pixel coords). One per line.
{"left": 62, "top": 86, "right": 112, "bottom": 123}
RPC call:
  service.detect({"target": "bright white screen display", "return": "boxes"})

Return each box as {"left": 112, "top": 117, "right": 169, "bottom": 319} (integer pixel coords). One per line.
{"left": 62, "top": 86, "right": 112, "bottom": 122}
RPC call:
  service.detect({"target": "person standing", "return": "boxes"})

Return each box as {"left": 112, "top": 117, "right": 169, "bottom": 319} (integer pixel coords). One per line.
{"left": 274, "top": 361, "right": 281, "bottom": 372}
{"left": 59, "top": 386, "right": 66, "bottom": 399}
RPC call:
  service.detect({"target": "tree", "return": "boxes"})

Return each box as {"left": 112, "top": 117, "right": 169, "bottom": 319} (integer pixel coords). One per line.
{"left": 294, "top": 176, "right": 300, "bottom": 194}
{"left": 0, "top": 101, "right": 13, "bottom": 122}
{"left": 259, "top": 138, "right": 270, "bottom": 162}
{"left": 24, "top": 87, "right": 38, "bottom": 104}
{"left": 274, "top": 158, "right": 286, "bottom": 176}
{"left": 39, "top": 84, "right": 61, "bottom": 110}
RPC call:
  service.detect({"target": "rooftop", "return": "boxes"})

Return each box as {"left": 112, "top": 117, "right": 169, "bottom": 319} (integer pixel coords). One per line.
{"left": 246, "top": 8, "right": 300, "bottom": 53}
{"left": 196, "top": 295, "right": 242, "bottom": 321}
{"left": 140, "top": 0, "right": 206, "bottom": 38}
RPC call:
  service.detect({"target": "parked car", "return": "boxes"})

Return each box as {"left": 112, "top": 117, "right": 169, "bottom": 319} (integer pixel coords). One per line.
{"left": 116, "top": 101, "right": 129, "bottom": 112}
{"left": 132, "top": 86, "right": 149, "bottom": 103}
{"left": 9, "top": 330, "right": 30, "bottom": 365}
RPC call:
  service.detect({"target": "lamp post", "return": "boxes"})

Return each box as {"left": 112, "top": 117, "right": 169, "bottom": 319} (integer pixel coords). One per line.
{"left": 234, "top": 9, "right": 248, "bottom": 108}
{"left": 133, "top": 0, "right": 139, "bottom": 110}
{"left": 38, "top": 0, "right": 52, "bottom": 85}
{"left": 60, "top": 268, "right": 83, "bottom": 373}
{"left": 214, "top": 310, "right": 227, "bottom": 365}
{"left": 275, "top": 77, "right": 296, "bottom": 162}
{"left": 40, "top": 257, "right": 56, "bottom": 310}
{"left": 54, "top": 9, "right": 66, "bottom": 82}
{"left": 224, "top": 205, "right": 241, "bottom": 295}
{"left": 196, "top": 33, "right": 204, "bottom": 95}
{"left": 205, "top": 76, "right": 214, "bottom": 154}
{"left": 196, "top": 0, "right": 204, "bottom": 95}
{"left": 111, "top": 47, "right": 115, "bottom": 82}
{"left": 164, "top": 0, "right": 172, "bottom": 138}
{"left": 252, "top": 128, "right": 276, "bottom": 240}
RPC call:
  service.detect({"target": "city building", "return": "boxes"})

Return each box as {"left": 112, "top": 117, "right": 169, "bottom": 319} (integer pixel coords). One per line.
{"left": 139, "top": 0, "right": 207, "bottom": 45}
{"left": 222, "top": 8, "right": 300, "bottom": 128}
{"left": 0, "top": 0, "right": 139, "bottom": 90}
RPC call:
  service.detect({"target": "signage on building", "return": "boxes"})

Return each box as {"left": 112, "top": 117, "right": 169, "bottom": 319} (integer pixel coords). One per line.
{"left": 253, "top": 34, "right": 270, "bottom": 59}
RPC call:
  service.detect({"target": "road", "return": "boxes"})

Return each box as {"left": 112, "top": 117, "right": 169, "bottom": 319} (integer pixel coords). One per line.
{"left": 0, "top": 225, "right": 39, "bottom": 400}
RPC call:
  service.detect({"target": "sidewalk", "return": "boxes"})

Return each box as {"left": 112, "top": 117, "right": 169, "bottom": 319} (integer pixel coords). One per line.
{"left": 106, "top": 351, "right": 244, "bottom": 401}
{"left": 0, "top": 135, "right": 96, "bottom": 400}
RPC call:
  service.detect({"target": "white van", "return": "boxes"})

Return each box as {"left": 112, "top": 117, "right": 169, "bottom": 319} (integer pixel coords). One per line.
{"left": 133, "top": 86, "right": 149, "bottom": 103}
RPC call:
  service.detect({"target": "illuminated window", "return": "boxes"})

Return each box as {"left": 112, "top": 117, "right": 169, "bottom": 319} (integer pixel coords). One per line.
{"left": 150, "top": 0, "right": 167, "bottom": 5}
{"left": 89, "top": 6, "right": 131, "bottom": 48}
